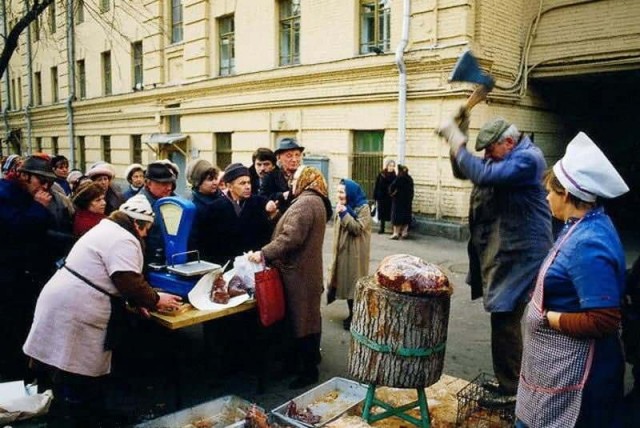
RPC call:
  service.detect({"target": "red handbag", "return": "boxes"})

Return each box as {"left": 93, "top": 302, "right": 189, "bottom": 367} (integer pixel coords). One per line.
{"left": 254, "top": 266, "right": 286, "bottom": 327}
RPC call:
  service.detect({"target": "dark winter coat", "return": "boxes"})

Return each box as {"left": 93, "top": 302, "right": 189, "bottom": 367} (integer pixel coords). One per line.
{"left": 188, "top": 189, "right": 222, "bottom": 260}
{"left": 139, "top": 187, "right": 166, "bottom": 264}
{"left": 373, "top": 171, "right": 396, "bottom": 222}
{"left": 389, "top": 174, "right": 414, "bottom": 226}
{"left": 200, "top": 194, "right": 274, "bottom": 266}
{"left": 452, "top": 135, "right": 552, "bottom": 312}
{"left": 105, "top": 184, "right": 124, "bottom": 215}
{"left": 261, "top": 190, "right": 328, "bottom": 338}
{"left": 259, "top": 167, "right": 293, "bottom": 212}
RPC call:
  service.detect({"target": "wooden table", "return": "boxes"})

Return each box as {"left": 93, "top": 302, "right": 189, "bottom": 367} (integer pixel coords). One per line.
{"left": 149, "top": 299, "right": 257, "bottom": 330}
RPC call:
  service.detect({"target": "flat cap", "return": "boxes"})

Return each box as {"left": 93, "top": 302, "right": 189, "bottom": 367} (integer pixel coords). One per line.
{"left": 475, "top": 117, "right": 511, "bottom": 151}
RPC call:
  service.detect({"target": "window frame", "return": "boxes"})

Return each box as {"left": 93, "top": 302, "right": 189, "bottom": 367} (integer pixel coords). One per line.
{"left": 102, "top": 51, "right": 112, "bottom": 96}
{"left": 215, "top": 132, "right": 233, "bottom": 169}
{"left": 132, "top": 41, "right": 143, "bottom": 88}
{"left": 171, "top": 0, "right": 183, "bottom": 44}
{"left": 101, "top": 135, "right": 112, "bottom": 163}
{"left": 51, "top": 66, "right": 59, "bottom": 103}
{"left": 76, "top": 0, "right": 85, "bottom": 24}
{"left": 218, "top": 15, "right": 235, "bottom": 76}
{"left": 359, "top": 0, "right": 391, "bottom": 54}
{"left": 76, "top": 59, "right": 86, "bottom": 99}
{"left": 278, "top": 0, "right": 301, "bottom": 66}
{"left": 131, "top": 135, "right": 142, "bottom": 164}
{"left": 49, "top": 1, "right": 56, "bottom": 33}
{"left": 34, "top": 71, "right": 42, "bottom": 106}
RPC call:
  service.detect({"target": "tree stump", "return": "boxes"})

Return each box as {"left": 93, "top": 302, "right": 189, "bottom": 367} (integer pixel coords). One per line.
{"left": 348, "top": 275, "right": 450, "bottom": 388}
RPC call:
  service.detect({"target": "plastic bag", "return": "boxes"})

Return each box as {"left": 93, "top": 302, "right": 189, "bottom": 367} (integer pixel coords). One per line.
{"left": 370, "top": 202, "right": 379, "bottom": 224}
{"left": 234, "top": 253, "right": 263, "bottom": 290}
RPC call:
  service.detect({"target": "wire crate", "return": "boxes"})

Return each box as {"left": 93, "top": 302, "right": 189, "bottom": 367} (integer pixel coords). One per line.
{"left": 456, "top": 373, "right": 515, "bottom": 428}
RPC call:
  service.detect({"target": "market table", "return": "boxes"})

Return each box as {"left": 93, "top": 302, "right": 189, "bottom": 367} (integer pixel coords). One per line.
{"left": 148, "top": 299, "right": 257, "bottom": 330}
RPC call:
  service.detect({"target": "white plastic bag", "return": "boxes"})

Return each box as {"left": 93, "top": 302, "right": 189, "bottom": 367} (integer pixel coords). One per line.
{"left": 233, "top": 253, "right": 263, "bottom": 290}
{"left": 370, "top": 202, "right": 379, "bottom": 224}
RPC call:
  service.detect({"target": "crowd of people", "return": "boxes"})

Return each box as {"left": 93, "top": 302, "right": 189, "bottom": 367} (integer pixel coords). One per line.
{"left": 2, "top": 118, "right": 639, "bottom": 427}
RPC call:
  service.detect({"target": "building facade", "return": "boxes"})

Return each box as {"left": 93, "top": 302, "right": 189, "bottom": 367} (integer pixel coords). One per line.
{"left": 2, "top": 0, "right": 639, "bottom": 232}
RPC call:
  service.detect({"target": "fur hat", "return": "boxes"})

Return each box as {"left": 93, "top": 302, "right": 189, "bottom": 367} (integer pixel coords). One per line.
{"left": 125, "top": 163, "right": 145, "bottom": 182}
{"left": 223, "top": 163, "right": 250, "bottom": 184}
{"left": 186, "top": 159, "right": 215, "bottom": 188}
{"left": 86, "top": 162, "right": 115, "bottom": 179}
{"left": 72, "top": 182, "right": 105, "bottom": 210}
{"left": 119, "top": 194, "right": 155, "bottom": 222}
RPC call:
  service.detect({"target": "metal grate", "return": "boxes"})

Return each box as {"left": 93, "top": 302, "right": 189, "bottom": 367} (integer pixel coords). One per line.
{"left": 456, "top": 373, "right": 515, "bottom": 428}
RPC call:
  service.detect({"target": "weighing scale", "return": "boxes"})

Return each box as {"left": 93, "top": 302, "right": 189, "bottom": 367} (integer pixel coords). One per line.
{"left": 146, "top": 196, "right": 220, "bottom": 299}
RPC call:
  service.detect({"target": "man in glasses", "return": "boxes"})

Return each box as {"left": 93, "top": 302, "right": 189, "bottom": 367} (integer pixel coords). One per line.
{"left": 0, "top": 156, "right": 57, "bottom": 381}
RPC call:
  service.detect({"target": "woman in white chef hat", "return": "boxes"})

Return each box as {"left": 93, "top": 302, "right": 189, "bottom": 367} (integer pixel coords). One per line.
{"left": 515, "top": 132, "right": 628, "bottom": 428}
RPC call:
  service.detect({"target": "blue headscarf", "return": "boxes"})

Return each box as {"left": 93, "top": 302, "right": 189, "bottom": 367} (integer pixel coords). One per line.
{"left": 340, "top": 178, "right": 368, "bottom": 218}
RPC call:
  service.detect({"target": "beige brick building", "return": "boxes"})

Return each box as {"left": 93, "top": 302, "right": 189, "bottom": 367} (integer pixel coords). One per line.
{"left": 2, "top": 0, "right": 639, "bottom": 235}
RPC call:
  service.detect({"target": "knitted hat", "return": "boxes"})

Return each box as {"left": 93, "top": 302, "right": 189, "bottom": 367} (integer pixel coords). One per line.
{"left": 223, "top": 163, "right": 250, "bottom": 183}
{"left": 67, "top": 169, "right": 84, "bottom": 186}
{"left": 186, "top": 159, "right": 215, "bottom": 187}
{"left": 18, "top": 156, "right": 57, "bottom": 179}
{"left": 86, "top": 162, "right": 115, "bottom": 179}
{"left": 475, "top": 117, "right": 511, "bottom": 151}
{"left": 119, "top": 194, "right": 155, "bottom": 222}
{"left": 125, "top": 163, "right": 145, "bottom": 182}
{"left": 2, "top": 154, "right": 21, "bottom": 173}
{"left": 145, "top": 161, "right": 176, "bottom": 183}
{"left": 72, "top": 182, "right": 105, "bottom": 210}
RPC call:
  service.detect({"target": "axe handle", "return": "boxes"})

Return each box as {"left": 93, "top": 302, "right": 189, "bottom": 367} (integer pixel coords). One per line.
{"left": 464, "top": 85, "right": 491, "bottom": 112}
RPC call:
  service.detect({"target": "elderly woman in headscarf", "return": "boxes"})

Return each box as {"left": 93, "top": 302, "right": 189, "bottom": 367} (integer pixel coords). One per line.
{"left": 515, "top": 133, "right": 629, "bottom": 428}
{"left": 373, "top": 158, "right": 396, "bottom": 234}
{"left": 327, "top": 178, "right": 371, "bottom": 331}
{"left": 23, "top": 194, "right": 182, "bottom": 424}
{"left": 249, "top": 166, "right": 332, "bottom": 390}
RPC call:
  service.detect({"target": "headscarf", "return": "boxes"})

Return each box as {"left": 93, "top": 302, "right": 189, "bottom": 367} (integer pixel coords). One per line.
{"left": 294, "top": 166, "right": 328, "bottom": 198}
{"left": 340, "top": 178, "right": 368, "bottom": 218}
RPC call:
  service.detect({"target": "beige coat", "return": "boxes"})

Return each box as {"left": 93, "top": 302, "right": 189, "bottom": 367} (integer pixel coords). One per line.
{"left": 328, "top": 204, "right": 372, "bottom": 300}
{"left": 262, "top": 190, "right": 327, "bottom": 338}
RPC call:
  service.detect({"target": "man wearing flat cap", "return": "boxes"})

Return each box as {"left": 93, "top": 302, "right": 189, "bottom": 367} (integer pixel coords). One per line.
{"left": 139, "top": 160, "right": 177, "bottom": 265}
{"left": 260, "top": 138, "right": 304, "bottom": 213}
{"left": 438, "top": 115, "right": 552, "bottom": 406}
{"left": 0, "top": 156, "right": 56, "bottom": 380}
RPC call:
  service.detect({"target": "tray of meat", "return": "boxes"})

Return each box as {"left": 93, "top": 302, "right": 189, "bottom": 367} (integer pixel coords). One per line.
{"left": 188, "top": 268, "right": 250, "bottom": 311}
{"left": 135, "top": 395, "right": 257, "bottom": 427}
{"left": 271, "top": 377, "right": 367, "bottom": 428}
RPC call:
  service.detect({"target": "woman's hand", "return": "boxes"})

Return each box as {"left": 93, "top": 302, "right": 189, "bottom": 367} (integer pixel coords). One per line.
{"left": 336, "top": 203, "right": 346, "bottom": 213}
{"left": 247, "top": 251, "right": 263, "bottom": 264}
{"left": 265, "top": 200, "right": 278, "bottom": 214}
{"left": 546, "top": 310, "right": 562, "bottom": 330}
{"left": 156, "top": 292, "right": 182, "bottom": 313}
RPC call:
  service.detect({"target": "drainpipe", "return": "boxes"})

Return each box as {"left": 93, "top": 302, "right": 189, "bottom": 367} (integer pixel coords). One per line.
{"left": 24, "top": 0, "right": 33, "bottom": 154}
{"left": 1, "top": 0, "right": 10, "bottom": 156}
{"left": 395, "top": 0, "right": 411, "bottom": 164}
{"left": 66, "top": 0, "right": 75, "bottom": 165}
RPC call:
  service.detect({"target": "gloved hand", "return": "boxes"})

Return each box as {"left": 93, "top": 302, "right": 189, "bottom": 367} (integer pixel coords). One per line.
{"left": 436, "top": 117, "right": 468, "bottom": 155}
{"left": 454, "top": 105, "right": 470, "bottom": 136}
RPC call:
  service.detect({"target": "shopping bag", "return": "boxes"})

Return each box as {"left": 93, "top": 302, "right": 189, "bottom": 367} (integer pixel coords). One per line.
{"left": 254, "top": 266, "right": 286, "bottom": 327}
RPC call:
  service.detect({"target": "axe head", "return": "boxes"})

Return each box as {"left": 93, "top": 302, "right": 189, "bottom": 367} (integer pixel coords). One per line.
{"left": 449, "top": 50, "right": 495, "bottom": 91}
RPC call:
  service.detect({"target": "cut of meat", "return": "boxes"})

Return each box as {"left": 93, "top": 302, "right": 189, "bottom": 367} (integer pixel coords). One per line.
{"left": 376, "top": 254, "right": 452, "bottom": 296}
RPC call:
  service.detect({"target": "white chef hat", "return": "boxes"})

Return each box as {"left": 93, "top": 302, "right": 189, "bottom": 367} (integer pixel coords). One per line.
{"left": 552, "top": 132, "right": 629, "bottom": 202}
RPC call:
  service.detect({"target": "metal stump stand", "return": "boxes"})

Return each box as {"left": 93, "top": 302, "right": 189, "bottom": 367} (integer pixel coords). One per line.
{"left": 361, "top": 384, "right": 431, "bottom": 428}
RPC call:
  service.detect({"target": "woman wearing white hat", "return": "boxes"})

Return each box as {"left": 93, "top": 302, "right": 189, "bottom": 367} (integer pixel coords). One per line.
{"left": 23, "top": 194, "right": 182, "bottom": 424}
{"left": 515, "top": 132, "right": 629, "bottom": 427}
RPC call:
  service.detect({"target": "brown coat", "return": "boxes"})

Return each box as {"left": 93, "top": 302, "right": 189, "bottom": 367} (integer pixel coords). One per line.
{"left": 328, "top": 204, "right": 372, "bottom": 300}
{"left": 261, "top": 190, "right": 327, "bottom": 338}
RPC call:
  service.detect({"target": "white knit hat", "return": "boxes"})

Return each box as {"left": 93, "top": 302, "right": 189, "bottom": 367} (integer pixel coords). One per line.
{"left": 124, "top": 163, "right": 145, "bottom": 182}
{"left": 553, "top": 132, "right": 629, "bottom": 202}
{"left": 119, "top": 194, "right": 155, "bottom": 222}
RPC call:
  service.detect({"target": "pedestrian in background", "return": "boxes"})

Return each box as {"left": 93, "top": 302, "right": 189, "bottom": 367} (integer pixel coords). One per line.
{"left": 249, "top": 166, "right": 332, "bottom": 389}
{"left": 389, "top": 164, "right": 414, "bottom": 240}
{"left": 373, "top": 158, "right": 396, "bottom": 234}
{"left": 50, "top": 155, "right": 72, "bottom": 196}
{"left": 86, "top": 162, "right": 124, "bottom": 215}
{"left": 437, "top": 113, "right": 552, "bottom": 407}
{"left": 249, "top": 147, "right": 277, "bottom": 195}
{"left": 516, "top": 132, "right": 628, "bottom": 427}
{"left": 327, "top": 178, "right": 371, "bottom": 331}
{"left": 123, "top": 163, "right": 145, "bottom": 200}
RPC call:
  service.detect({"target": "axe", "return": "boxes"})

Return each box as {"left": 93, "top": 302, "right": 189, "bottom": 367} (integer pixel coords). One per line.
{"left": 449, "top": 49, "right": 495, "bottom": 116}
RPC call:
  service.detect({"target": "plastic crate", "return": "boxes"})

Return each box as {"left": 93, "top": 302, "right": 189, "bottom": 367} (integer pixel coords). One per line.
{"left": 456, "top": 373, "right": 515, "bottom": 428}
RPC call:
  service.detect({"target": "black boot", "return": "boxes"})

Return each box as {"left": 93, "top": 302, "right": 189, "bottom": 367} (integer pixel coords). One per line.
{"left": 343, "top": 300, "right": 353, "bottom": 330}
{"left": 378, "top": 221, "right": 386, "bottom": 234}
{"left": 289, "top": 335, "right": 320, "bottom": 389}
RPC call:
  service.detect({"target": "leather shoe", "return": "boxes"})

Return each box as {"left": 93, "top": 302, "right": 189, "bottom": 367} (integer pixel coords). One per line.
{"left": 478, "top": 391, "right": 516, "bottom": 409}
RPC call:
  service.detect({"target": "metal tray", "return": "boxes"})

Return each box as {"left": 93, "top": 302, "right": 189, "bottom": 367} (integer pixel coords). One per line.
{"left": 167, "top": 260, "right": 221, "bottom": 277}
{"left": 135, "top": 395, "right": 256, "bottom": 428}
{"left": 271, "top": 377, "right": 367, "bottom": 428}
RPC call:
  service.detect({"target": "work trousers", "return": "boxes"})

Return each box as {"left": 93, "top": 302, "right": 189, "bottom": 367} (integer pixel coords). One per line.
{"left": 490, "top": 301, "right": 526, "bottom": 395}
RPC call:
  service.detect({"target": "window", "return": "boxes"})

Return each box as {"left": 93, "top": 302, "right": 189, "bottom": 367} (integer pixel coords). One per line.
{"left": 76, "top": 60, "right": 86, "bottom": 99}
{"left": 360, "top": 0, "right": 391, "bottom": 54}
{"left": 168, "top": 114, "right": 181, "bottom": 134}
{"left": 279, "top": 0, "right": 300, "bottom": 66}
{"left": 102, "top": 51, "right": 112, "bottom": 95}
{"left": 215, "top": 133, "right": 232, "bottom": 169}
{"left": 171, "top": 0, "right": 183, "bottom": 43}
{"left": 218, "top": 15, "right": 235, "bottom": 76}
{"left": 34, "top": 72, "right": 42, "bottom": 105}
{"left": 132, "top": 42, "right": 143, "bottom": 89}
{"left": 10, "top": 79, "right": 15, "bottom": 110}
{"left": 131, "top": 135, "right": 142, "bottom": 164}
{"left": 51, "top": 66, "right": 59, "bottom": 102}
{"left": 52, "top": 136, "right": 59, "bottom": 154}
{"left": 76, "top": 0, "right": 84, "bottom": 24}
{"left": 100, "top": 0, "right": 110, "bottom": 13}
{"left": 101, "top": 136, "right": 111, "bottom": 163}
{"left": 49, "top": 1, "right": 56, "bottom": 33}
{"left": 35, "top": 137, "right": 42, "bottom": 152}
{"left": 77, "top": 136, "right": 86, "bottom": 171}
{"left": 32, "top": 17, "right": 40, "bottom": 41}
{"left": 352, "top": 131, "right": 384, "bottom": 199}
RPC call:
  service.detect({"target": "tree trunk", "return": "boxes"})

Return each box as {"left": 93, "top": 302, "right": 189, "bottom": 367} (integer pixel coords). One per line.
{"left": 348, "top": 276, "right": 450, "bottom": 388}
